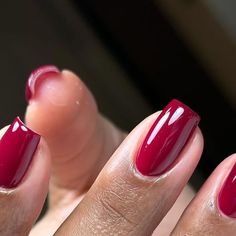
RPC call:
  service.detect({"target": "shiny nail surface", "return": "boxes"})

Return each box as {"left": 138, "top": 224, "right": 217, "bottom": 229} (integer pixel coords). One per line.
{"left": 136, "top": 99, "right": 200, "bottom": 176}
{"left": 218, "top": 163, "right": 236, "bottom": 218}
{"left": 25, "top": 65, "right": 60, "bottom": 101}
{"left": 0, "top": 117, "right": 40, "bottom": 188}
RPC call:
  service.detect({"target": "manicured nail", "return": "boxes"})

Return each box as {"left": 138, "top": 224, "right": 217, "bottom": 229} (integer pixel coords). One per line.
{"left": 136, "top": 99, "right": 200, "bottom": 176}
{"left": 0, "top": 117, "right": 40, "bottom": 188}
{"left": 25, "top": 65, "right": 60, "bottom": 102}
{"left": 218, "top": 163, "right": 236, "bottom": 218}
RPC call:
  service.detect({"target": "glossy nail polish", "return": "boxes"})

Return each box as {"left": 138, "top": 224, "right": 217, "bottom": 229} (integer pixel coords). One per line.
{"left": 218, "top": 163, "right": 236, "bottom": 218}
{"left": 0, "top": 117, "right": 40, "bottom": 188}
{"left": 25, "top": 65, "right": 60, "bottom": 101}
{"left": 136, "top": 99, "right": 200, "bottom": 176}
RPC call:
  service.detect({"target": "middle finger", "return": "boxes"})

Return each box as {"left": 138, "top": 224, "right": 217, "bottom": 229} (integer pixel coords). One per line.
{"left": 55, "top": 99, "right": 203, "bottom": 236}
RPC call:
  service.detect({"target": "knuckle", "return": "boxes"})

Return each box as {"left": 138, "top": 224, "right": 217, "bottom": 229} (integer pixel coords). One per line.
{"left": 96, "top": 176, "right": 145, "bottom": 230}
{"left": 99, "top": 196, "right": 135, "bottom": 227}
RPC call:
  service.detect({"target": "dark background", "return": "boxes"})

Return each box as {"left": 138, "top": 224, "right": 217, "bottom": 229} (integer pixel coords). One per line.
{"left": 0, "top": 0, "right": 235, "bottom": 188}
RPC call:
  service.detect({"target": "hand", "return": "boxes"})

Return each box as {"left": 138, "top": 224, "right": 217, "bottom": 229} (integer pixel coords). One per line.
{"left": 26, "top": 66, "right": 199, "bottom": 235}
{"left": 0, "top": 65, "right": 235, "bottom": 236}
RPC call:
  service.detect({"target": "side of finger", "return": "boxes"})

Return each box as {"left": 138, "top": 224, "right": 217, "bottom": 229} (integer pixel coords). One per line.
{"left": 171, "top": 153, "right": 236, "bottom": 236}
{"left": 56, "top": 99, "right": 203, "bottom": 236}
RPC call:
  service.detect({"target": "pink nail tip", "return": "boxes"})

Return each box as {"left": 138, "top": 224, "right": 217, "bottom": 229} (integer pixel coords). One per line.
{"left": 0, "top": 117, "right": 40, "bottom": 188}
{"left": 25, "top": 65, "right": 60, "bottom": 102}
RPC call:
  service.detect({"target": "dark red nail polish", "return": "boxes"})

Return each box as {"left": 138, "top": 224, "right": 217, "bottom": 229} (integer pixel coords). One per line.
{"left": 136, "top": 99, "right": 200, "bottom": 176}
{"left": 218, "top": 163, "right": 236, "bottom": 218}
{"left": 25, "top": 65, "right": 60, "bottom": 102}
{"left": 0, "top": 117, "right": 40, "bottom": 188}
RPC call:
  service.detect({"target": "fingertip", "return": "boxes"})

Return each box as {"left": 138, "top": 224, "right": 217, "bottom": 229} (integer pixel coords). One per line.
{"left": 25, "top": 67, "right": 97, "bottom": 138}
{"left": 133, "top": 100, "right": 203, "bottom": 178}
{"left": 170, "top": 154, "right": 236, "bottom": 235}
{"left": 0, "top": 119, "right": 51, "bottom": 196}
{"left": 0, "top": 122, "right": 51, "bottom": 235}
{"left": 25, "top": 66, "right": 101, "bottom": 173}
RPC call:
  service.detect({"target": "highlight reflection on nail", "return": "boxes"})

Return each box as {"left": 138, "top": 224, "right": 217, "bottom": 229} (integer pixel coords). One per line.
{"left": 0, "top": 117, "right": 40, "bottom": 188}
{"left": 136, "top": 99, "right": 200, "bottom": 176}
{"left": 218, "top": 163, "right": 236, "bottom": 218}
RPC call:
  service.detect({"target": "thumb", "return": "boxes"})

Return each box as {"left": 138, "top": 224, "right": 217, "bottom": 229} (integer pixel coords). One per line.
{"left": 25, "top": 66, "right": 124, "bottom": 192}
{"left": 0, "top": 117, "right": 50, "bottom": 236}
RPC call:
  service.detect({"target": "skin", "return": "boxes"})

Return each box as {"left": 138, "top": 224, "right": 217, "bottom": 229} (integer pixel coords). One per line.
{"left": 0, "top": 69, "right": 235, "bottom": 235}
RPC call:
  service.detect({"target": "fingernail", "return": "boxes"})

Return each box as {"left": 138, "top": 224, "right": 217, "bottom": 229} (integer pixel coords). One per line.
{"left": 136, "top": 99, "right": 200, "bottom": 176}
{"left": 0, "top": 117, "right": 40, "bottom": 188}
{"left": 218, "top": 163, "right": 236, "bottom": 218}
{"left": 25, "top": 65, "right": 60, "bottom": 102}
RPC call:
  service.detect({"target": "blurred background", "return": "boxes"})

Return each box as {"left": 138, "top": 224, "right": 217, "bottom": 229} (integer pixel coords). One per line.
{"left": 0, "top": 0, "right": 235, "bottom": 189}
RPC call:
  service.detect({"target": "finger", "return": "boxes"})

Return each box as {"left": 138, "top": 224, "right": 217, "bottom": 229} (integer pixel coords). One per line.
{"left": 171, "top": 153, "right": 236, "bottom": 236}
{"left": 25, "top": 65, "right": 124, "bottom": 194}
{"left": 0, "top": 117, "right": 50, "bottom": 236}
{"left": 56, "top": 99, "right": 203, "bottom": 236}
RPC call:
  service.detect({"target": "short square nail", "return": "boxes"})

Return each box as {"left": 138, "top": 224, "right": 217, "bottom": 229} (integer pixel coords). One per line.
{"left": 136, "top": 99, "right": 200, "bottom": 176}
{"left": 25, "top": 65, "right": 60, "bottom": 102}
{"left": 0, "top": 117, "right": 40, "bottom": 188}
{"left": 218, "top": 163, "right": 236, "bottom": 218}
